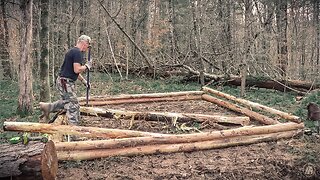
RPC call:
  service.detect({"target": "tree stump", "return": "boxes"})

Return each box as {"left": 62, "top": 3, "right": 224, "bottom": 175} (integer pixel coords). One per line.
{"left": 0, "top": 140, "right": 58, "bottom": 180}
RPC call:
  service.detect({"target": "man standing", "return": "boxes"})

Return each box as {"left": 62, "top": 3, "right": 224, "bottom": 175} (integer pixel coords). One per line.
{"left": 40, "top": 35, "right": 92, "bottom": 125}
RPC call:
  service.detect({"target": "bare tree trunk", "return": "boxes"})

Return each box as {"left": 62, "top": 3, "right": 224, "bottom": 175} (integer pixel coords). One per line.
{"left": 300, "top": 8, "right": 306, "bottom": 80}
{"left": 314, "top": 0, "right": 320, "bottom": 73}
{"left": 124, "top": 0, "right": 132, "bottom": 80}
{"left": 168, "top": 0, "right": 177, "bottom": 62}
{"left": 0, "top": 0, "right": 12, "bottom": 79}
{"left": 39, "top": 0, "right": 50, "bottom": 102}
{"left": 17, "top": 0, "right": 34, "bottom": 116}
{"left": 217, "top": 0, "right": 227, "bottom": 74}
{"left": 241, "top": 0, "right": 252, "bottom": 97}
{"left": 276, "top": 0, "right": 288, "bottom": 78}
{"left": 191, "top": 0, "right": 205, "bottom": 85}
{"left": 79, "top": 0, "right": 85, "bottom": 34}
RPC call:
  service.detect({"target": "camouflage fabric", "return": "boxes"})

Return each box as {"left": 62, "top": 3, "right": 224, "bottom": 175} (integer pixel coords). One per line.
{"left": 50, "top": 77, "right": 80, "bottom": 125}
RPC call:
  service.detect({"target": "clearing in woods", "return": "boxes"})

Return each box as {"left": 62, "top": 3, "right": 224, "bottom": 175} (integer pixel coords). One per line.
{"left": 57, "top": 96, "right": 320, "bottom": 179}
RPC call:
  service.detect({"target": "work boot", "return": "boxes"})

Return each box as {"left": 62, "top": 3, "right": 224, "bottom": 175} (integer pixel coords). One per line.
{"left": 39, "top": 102, "right": 51, "bottom": 122}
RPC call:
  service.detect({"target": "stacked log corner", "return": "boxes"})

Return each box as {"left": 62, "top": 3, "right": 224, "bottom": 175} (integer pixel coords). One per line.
{"left": 0, "top": 140, "right": 58, "bottom": 180}
{"left": 201, "top": 94, "right": 280, "bottom": 125}
{"left": 202, "top": 87, "right": 301, "bottom": 123}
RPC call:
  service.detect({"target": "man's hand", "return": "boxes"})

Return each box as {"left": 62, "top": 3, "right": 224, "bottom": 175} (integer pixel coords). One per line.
{"left": 85, "top": 61, "right": 92, "bottom": 70}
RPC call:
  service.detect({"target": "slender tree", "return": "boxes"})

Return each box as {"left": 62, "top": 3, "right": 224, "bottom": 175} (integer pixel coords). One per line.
{"left": 191, "top": 0, "right": 205, "bottom": 85}
{"left": 17, "top": 0, "right": 34, "bottom": 116}
{"left": 241, "top": 0, "right": 252, "bottom": 97}
{"left": 314, "top": 0, "right": 320, "bottom": 72}
{"left": 276, "top": 0, "right": 288, "bottom": 78}
{"left": 39, "top": 0, "right": 50, "bottom": 102}
{"left": 0, "top": 0, "right": 13, "bottom": 79}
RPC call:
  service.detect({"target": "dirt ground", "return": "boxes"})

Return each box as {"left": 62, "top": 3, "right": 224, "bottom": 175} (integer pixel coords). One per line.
{"left": 57, "top": 100, "right": 320, "bottom": 180}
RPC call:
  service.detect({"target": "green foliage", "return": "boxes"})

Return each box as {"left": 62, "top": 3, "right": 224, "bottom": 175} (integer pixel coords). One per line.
{"left": 294, "top": 90, "right": 320, "bottom": 129}
{"left": 0, "top": 80, "right": 19, "bottom": 120}
{"left": 295, "top": 90, "right": 320, "bottom": 116}
{"left": 213, "top": 86, "right": 297, "bottom": 111}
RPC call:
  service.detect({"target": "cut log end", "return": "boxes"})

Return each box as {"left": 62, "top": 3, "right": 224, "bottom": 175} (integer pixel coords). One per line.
{"left": 0, "top": 140, "right": 58, "bottom": 180}
{"left": 41, "top": 140, "right": 58, "bottom": 180}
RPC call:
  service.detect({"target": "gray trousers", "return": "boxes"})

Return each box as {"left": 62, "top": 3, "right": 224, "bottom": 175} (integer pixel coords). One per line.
{"left": 49, "top": 77, "right": 80, "bottom": 125}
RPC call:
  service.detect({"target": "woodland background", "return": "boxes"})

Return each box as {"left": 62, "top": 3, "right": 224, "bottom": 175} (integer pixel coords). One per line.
{"left": 0, "top": 0, "right": 319, "bottom": 116}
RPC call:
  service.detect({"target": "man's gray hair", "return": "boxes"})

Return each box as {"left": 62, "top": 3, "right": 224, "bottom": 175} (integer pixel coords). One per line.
{"left": 78, "top": 35, "right": 91, "bottom": 44}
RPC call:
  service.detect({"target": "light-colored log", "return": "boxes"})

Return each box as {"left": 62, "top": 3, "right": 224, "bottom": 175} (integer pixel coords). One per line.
{"left": 57, "top": 130, "right": 301, "bottom": 161}
{"left": 202, "top": 87, "right": 301, "bottom": 123}
{"left": 78, "top": 91, "right": 204, "bottom": 101}
{"left": 0, "top": 140, "right": 58, "bottom": 180}
{"left": 80, "top": 106, "right": 250, "bottom": 126}
{"left": 79, "top": 95, "right": 202, "bottom": 106}
{"left": 202, "top": 94, "right": 280, "bottom": 125}
{"left": 48, "top": 115, "right": 68, "bottom": 142}
{"left": 3, "top": 122, "right": 167, "bottom": 139}
{"left": 55, "top": 122, "right": 303, "bottom": 151}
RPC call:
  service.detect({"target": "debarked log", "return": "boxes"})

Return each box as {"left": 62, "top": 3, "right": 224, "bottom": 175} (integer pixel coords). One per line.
{"left": 55, "top": 122, "right": 304, "bottom": 151}
{"left": 80, "top": 106, "right": 250, "bottom": 126}
{"left": 0, "top": 140, "right": 58, "bottom": 180}
{"left": 202, "top": 94, "right": 280, "bottom": 125}
{"left": 78, "top": 91, "right": 204, "bottom": 102}
{"left": 3, "top": 122, "right": 167, "bottom": 139}
{"left": 57, "top": 130, "right": 301, "bottom": 161}
{"left": 202, "top": 87, "right": 301, "bottom": 123}
{"left": 79, "top": 95, "right": 202, "bottom": 106}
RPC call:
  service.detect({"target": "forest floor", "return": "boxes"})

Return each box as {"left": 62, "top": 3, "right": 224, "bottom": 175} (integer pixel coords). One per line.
{"left": 57, "top": 100, "right": 320, "bottom": 180}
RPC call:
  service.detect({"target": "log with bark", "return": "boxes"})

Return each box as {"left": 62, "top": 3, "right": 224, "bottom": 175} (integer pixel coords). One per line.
{"left": 0, "top": 140, "right": 58, "bottom": 180}
{"left": 3, "top": 122, "right": 167, "bottom": 139}
{"left": 78, "top": 91, "right": 203, "bottom": 106}
{"left": 57, "top": 130, "right": 301, "bottom": 161}
{"left": 173, "top": 64, "right": 315, "bottom": 94}
{"left": 202, "top": 87, "right": 302, "bottom": 123}
{"left": 80, "top": 106, "right": 250, "bottom": 126}
{"left": 55, "top": 122, "right": 303, "bottom": 151}
{"left": 202, "top": 94, "right": 280, "bottom": 125}
{"left": 227, "top": 76, "right": 310, "bottom": 95}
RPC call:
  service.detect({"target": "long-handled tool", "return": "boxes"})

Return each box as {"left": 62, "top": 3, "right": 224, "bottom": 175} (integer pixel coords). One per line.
{"left": 86, "top": 45, "right": 92, "bottom": 106}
